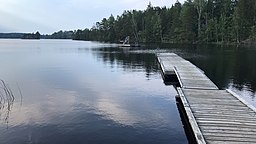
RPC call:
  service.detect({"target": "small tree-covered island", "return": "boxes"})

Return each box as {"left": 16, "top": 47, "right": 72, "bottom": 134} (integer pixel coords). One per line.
{"left": 22, "top": 31, "right": 41, "bottom": 39}
{"left": 73, "top": 0, "right": 256, "bottom": 45}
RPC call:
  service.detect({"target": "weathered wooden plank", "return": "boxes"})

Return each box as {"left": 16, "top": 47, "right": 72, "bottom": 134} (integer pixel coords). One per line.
{"left": 204, "top": 133, "right": 256, "bottom": 140}
{"left": 190, "top": 103, "right": 247, "bottom": 108}
{"left": 186, "top": 94, "right": 237, "bottom": 99}
{"left": 174, "top": 68, "right": 201, "bottom": 73}
{"left": 198, "top": 122, "right": 256, "bottom": 129}
{"left": 183, "top": 86, "right": 218, "bottom": 90}
{"left": 181, "top": 79, "right": 215, "bottom": 84}
{"left": 176, "top": 69, "right": 203, "bottom": 74}
{"left": 197, "top": 115, "right": 255, "bottom": 121}
{"left": 189, "top": 101, "right": 245, "bottom": 106}
{"left": 201, "top": 128, "right": 256, "bottom": 135}
{"left": 193, "top": 110, "right": 256, "bottom": 117}
{"left": 182, "top": 81, "right": 218, "bottom": 88}
{"left": 190, "top": 104, "right": 253, "bottom": 115}
{"left": 195, "top": 114, "right": 256, "bottom": 120}
{"left": 183, "top": 89, "right": 228, "bottom": 95}
{"left": 176, "top": 78, "right": 218, "bottom": 90}
{"left": 178, "top": 74, "right": 207, "bottom": 79}
{"left": 177, "top": 77, "right": 211, "bottom": 81}
{"left": 192, "top": 107, "right": 253, "bottom": 114}
{"left": 204, "top": 135, "right": 256, "bottom": 142}
{"left": 177, "top": 88, "right": 206, "bottom": 144}
{"left": 187, "top": 98, "right": 240, "bottom": 108}
{"left": 207, "top": 141, "right": 254, "bottom": 144}
{"left": 198, "top": 120, "right": 256, "bottom": 126}
{"left": 197, "top": 117, "right": 256, "bottom": 125}
{"left": 192, "top": 108, "right": 255, "bottom": 115}
{"left": 201, "top": 126, "right": 256, "bottom": 133}
{"left": 193, "top": 111, "right": 256, "bottom": 117}
{"left": 187, "top": 98, "right": 240, "bottom": 103}
{"left": 192, "top": 107, "right": 247, "bottom": 112}
{"left": 194, "top": 114, "right": 256, "bottom": 121}
{"left": 188, "top": 95, "right": 228, "bottom": 99}
{"left": 182, "top": 82, "right": 217, "bottom": 87}
{"left": 157, "top": 53, "right": 178, "bottom": 57}
{"left": 177, "top": 68, "right": 205, "bottom": 72}
{"left": 175, "top": 69, "right": 200, "bottom": 73}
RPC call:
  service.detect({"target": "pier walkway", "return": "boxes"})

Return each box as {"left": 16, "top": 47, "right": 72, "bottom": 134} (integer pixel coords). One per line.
{"left": 157, "top": 53, "right": 256, "bottom": 144}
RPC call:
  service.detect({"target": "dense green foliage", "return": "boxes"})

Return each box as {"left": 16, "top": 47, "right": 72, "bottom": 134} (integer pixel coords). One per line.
{"left": 22, "top": 31, "right": 41, "bottom": 39}
{"left": 42, "top": 30, "right": 74, "bottom": 39}
{"left": 73, "top": 0, "right": 256, "bottom": 44}
{"left": 0, "top": 33, "right": 25, "bottom": 39}
{"left": 0, "top": 31, "right": 74, "bottom": 39}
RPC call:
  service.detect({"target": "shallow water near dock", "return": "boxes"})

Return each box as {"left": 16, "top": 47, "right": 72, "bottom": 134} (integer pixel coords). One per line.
{"left": 0, "top": 39, "right": 255, "bottom": 144}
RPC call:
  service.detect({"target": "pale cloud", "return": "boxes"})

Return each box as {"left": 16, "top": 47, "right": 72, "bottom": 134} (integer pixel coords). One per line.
{"left": 0, "top": 0, "right": 184, "bottom": 34}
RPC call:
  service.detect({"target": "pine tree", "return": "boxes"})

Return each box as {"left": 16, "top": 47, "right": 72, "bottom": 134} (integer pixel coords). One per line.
{"left": 180, "top": 0, "right": 197, "bottom": 43}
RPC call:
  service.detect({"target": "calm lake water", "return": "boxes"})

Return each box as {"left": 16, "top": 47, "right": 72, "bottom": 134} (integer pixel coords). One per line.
{"left": 0, "top": 39, "right": 255, "bottom": 144}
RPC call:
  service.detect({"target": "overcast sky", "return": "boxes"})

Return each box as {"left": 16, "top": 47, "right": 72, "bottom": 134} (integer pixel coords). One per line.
{"left": 0, "top": 0, "right": 184, "bottom": 34}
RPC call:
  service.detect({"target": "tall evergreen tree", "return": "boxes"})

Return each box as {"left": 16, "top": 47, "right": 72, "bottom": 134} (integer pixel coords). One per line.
{"left": 180, "top": 0, "right": 197, "bottom": 43}
{"left": 170, "top": 1, "right": 182, "bottom": 42}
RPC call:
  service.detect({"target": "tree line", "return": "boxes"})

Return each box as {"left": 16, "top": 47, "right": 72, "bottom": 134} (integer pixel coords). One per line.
{"left": 0, "top": 31, "right": 74, "bottom": 39}
{"left": 73, "top": 0, "right": 256, "bottom": 44}
{"left": 42, "top": 30, "right": 74, "bottom": 39}
{"left": 22, "top": 31, "right": 40, "bottom": 39}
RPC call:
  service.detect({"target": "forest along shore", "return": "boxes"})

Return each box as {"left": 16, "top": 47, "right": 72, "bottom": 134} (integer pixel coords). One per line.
{"left": 73, "top": 0, "right": 256, "bottom": 45}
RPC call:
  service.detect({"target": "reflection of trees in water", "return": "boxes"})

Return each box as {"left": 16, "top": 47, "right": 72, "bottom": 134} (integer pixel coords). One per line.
{"left": 93, "top": 45, "right": 256, "bottom": 94}
{"left": 93, "top": 47, "right": 160, "bottom": 79}
{"left": 231, "top": 51, "right": 256, "bottom": 95}
{"left": 187, "top": 45, "right": 256, "bottom": 93}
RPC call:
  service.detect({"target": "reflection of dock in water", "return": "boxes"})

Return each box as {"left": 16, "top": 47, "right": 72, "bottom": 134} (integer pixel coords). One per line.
{"left": 157, "top": 53, "right": 256, "bottom": 144}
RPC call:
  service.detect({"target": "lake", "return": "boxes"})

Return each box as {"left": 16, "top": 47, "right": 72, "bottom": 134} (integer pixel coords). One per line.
{"left": 0, "top": 39, "right": 255, "bottom": 144}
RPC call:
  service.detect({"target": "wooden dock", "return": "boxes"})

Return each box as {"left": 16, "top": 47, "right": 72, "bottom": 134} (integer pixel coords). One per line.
{"left": 157, "top": 53, "right": 256, "bottom": 144}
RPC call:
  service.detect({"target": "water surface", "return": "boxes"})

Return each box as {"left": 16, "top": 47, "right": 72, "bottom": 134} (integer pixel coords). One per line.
{"left": 0, "top": 39, "right": 186, "bottom": 144}
{"left": 0, "top": 39, "right": 255, "bottom": 144}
